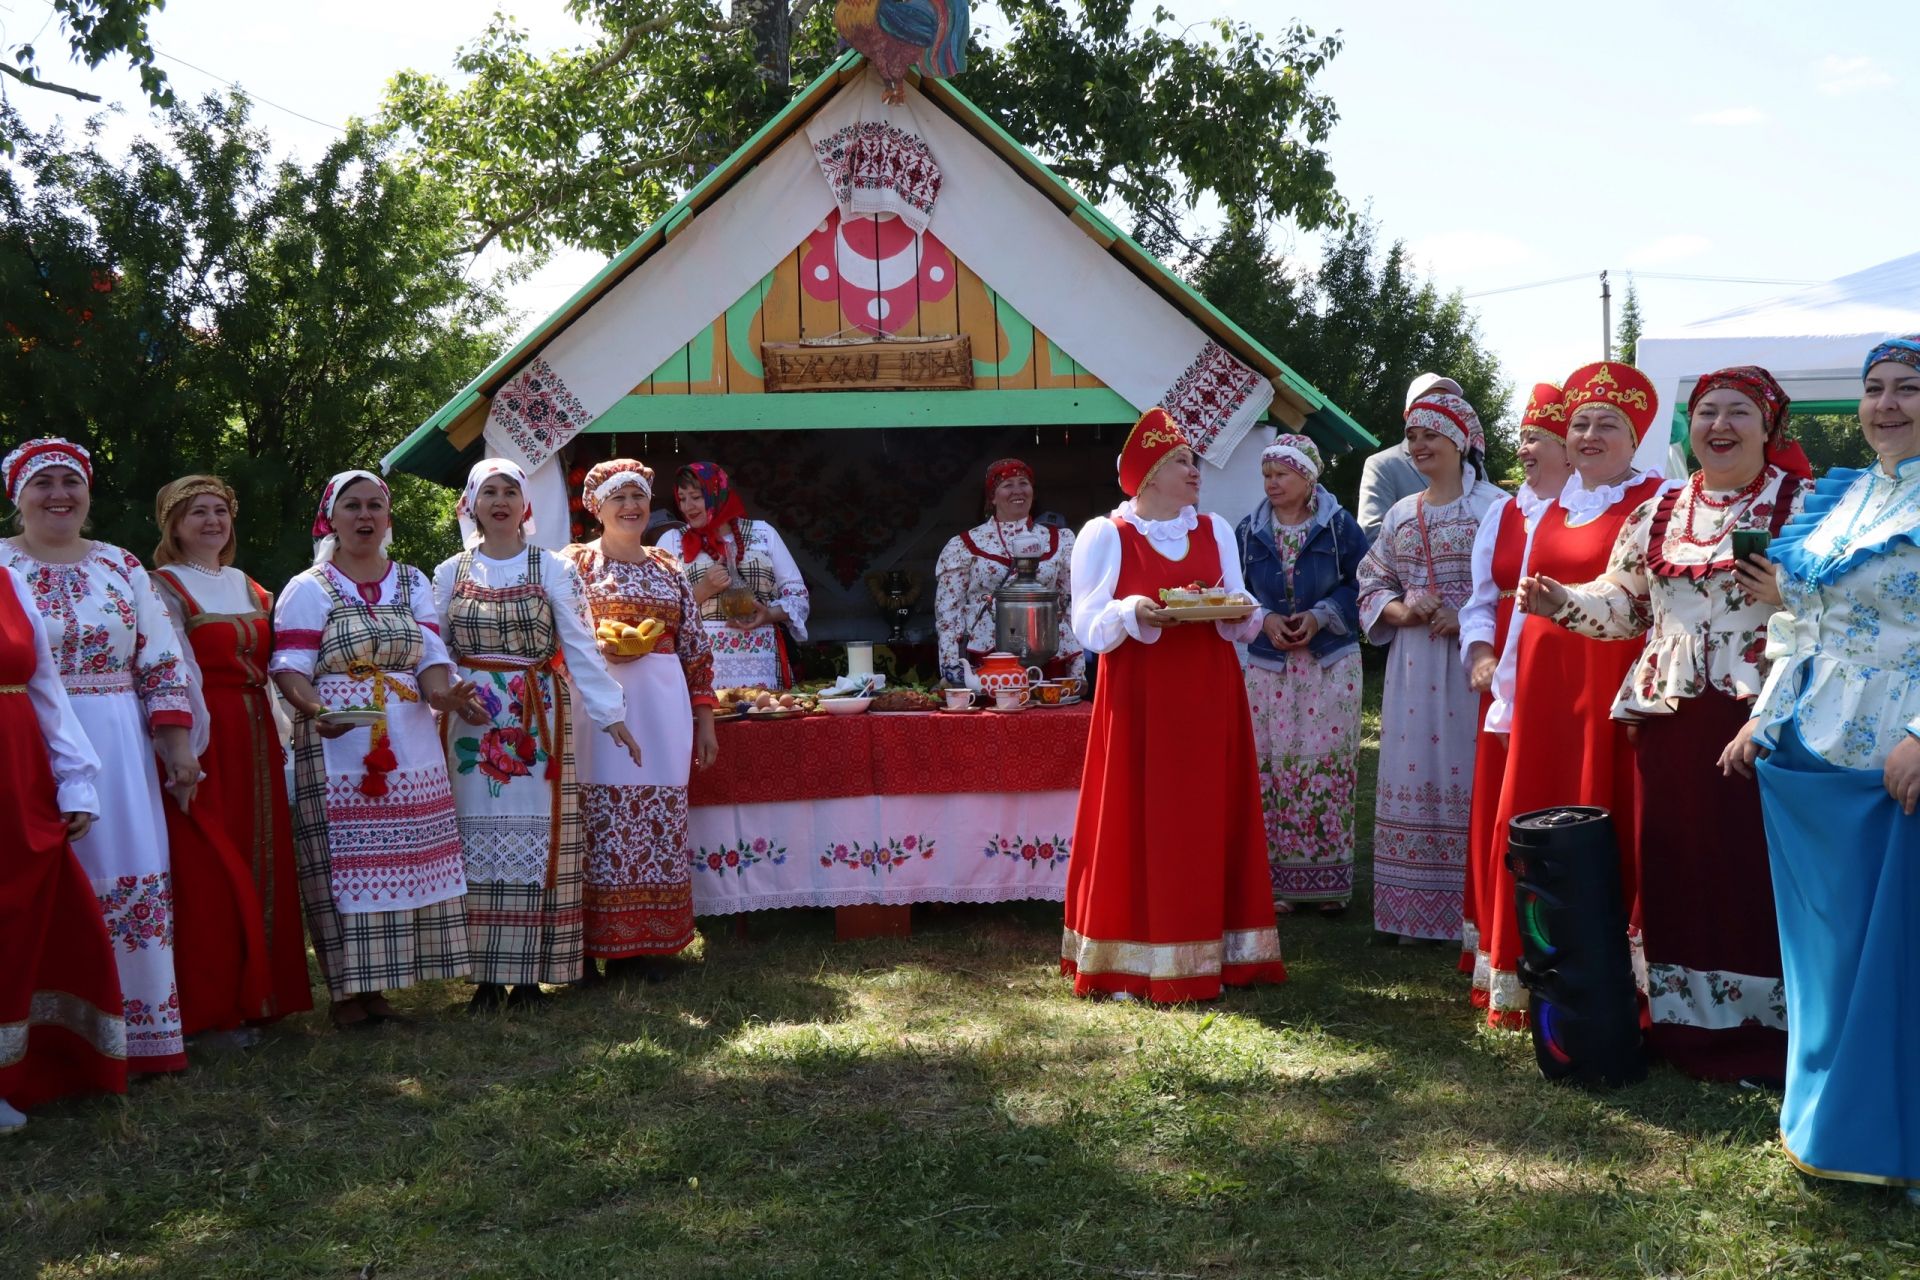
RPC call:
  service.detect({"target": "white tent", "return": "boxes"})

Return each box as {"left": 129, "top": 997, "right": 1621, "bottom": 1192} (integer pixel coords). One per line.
{"left": 1632, "top": 250, "right": 1920, "bottom": 475}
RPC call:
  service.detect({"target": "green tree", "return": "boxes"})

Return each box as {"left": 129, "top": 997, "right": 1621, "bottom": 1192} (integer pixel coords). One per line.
{"left": 382, "top": 0, "right": 1347, "bottom": 257}
{"left": 1188, "top": 220, "right": 1513, "bottom": 507}
{"left": 0, "top": 95, "right": 506, "bottom": 585}
{"left": 1, "top": 0, "right": 170, "bottom": 107}
{"left": 1615, "top": 274, "right": 1642, "bottom": 365}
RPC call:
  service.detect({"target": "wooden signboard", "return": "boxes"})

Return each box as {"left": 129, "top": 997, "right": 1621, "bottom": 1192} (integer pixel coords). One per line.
{"left": 762, "top": 334, "right": 972, "bottom": 392}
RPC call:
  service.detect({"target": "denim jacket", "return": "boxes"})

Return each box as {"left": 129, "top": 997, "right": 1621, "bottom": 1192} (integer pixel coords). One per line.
{"left": 1235, "top": 487, "right": 1365, "bottom": 669}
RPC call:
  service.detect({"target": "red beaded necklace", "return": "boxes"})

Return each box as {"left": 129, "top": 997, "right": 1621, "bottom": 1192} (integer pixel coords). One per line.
{"left": 1675, "top": 469, "right": 1767, "bottom": 547}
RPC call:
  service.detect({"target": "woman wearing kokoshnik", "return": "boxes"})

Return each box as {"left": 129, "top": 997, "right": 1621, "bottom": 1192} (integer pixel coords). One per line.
{"left": 1526, "top": 366, "right": 1811, "bottom": 1082}
{"left": 432, "top": 459, "right": 641, "bottom": 1012}
{"left": 1356, "top": 392, "right": 1504, "bottom": 944}
{"left": 1725, "top": 335, "right": 1920, "bottom": 1199}
{"left": 933, "top": 456, "right": 1082, "bottom": 687}
{"left": 1234, "top": 433, "right": 1366, "bottom": 915}
{"left": 270, "top": 470, "right": 476, "bottom": 1030}
{"left": 566, "top": 460, "right": 718, "bottom": 981}
{"left": 658, "top": 461, "right": 809, "bottom": 690}
{"left": 150, "top": 473, "right": 314, "bottom": 1043}
{"left": 1, "top": 436, "right": 202, "bottom": 1077}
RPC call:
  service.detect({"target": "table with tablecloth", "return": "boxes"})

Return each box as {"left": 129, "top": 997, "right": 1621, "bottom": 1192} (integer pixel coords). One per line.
{"left": 688, "top": 705, "right": 1091, "bottom": 914}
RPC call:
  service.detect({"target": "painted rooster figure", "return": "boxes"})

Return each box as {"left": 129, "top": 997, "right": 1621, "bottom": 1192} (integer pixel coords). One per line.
{"left": 834, "top": 0, "right": 969, "bottom": 104}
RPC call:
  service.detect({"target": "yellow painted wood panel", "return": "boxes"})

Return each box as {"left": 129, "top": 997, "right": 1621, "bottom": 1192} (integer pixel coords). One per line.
{"left": 955, "top": 260, "right": 999, "bottom": 390}
{"left": 799, "top": 234, "right": 841, "bottom": 340}
{"left": 917, "top": 242, "right": 960, "bottom": 340}
{"left": 996, "top": 289, "right": 1037, "bottom": 391}
{"left": 761, "top": 248, "right": 803, "bottom": 346}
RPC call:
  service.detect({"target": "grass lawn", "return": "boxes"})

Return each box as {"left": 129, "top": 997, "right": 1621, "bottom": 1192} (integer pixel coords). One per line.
{"left": 6, "top": 692, "right": 1917, "bottom": 1279}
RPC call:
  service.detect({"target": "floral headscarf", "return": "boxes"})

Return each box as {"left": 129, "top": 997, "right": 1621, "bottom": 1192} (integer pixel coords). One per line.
{"left": 677, "top": 461, "right": 747, "bottom": 564}
{"left": 983, "top": 458, "right": 1034, "bottom": 516}
{"left": 1260, "top": 434, "right": 1323, "bottom": 485}
{"left": 1687, "top": 365, "right": 1810, "bottom": 482}
{"left": 456, "top": 458, "right": 536, "bottom": 549}
{"left": 1863, "top": 334, "right": 1920, "bottom": 378}
{"left": 1404, "top": 392, "right": 1486, "bottom": 456}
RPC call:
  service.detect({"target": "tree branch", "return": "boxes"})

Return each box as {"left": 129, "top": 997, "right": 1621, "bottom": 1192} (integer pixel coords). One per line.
{"left": 584, "top": 15, "right": 676, "bottom": 78}
{"left": 789, "top": 0, "right": 823, "bottom": 27}
{"left": 0, "top": 63, "right": 104, "bottom": 103}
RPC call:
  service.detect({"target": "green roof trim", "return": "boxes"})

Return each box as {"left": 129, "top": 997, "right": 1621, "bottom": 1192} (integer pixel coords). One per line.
{"left": 389, "top": 49, "right": 1373, "bottom": 479}
{"left": 593, "top": 387, "right": 1143, "bottom": 434}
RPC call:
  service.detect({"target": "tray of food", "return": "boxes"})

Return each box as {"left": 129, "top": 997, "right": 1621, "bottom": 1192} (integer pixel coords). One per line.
{"left": 596, "top": 618, "right": 665, "bottom": 656}
{"left": 868, "top": 688, "right": 941, "bottom": 714}
{"left": 317, "top": 706, "right": 386, "bottom": 728}
{"left": 1156, "top": 582, "right": 1257, "bottom": 620}
{"left": 719, "top": 687, "right": 822, "bottom": 718}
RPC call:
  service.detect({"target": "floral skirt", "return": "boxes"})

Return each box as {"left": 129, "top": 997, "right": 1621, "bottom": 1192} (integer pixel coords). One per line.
{"left": 580, "top": 783, "right": 695, "bottom": 958}
{"left": 1245, "top": 652, "right": 1362, "bottom": 905}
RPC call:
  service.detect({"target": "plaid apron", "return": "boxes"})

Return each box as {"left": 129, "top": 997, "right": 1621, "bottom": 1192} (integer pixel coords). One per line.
{"left": 291, "top": 566, "right": 469, "bottom": 999}
{"left": 684, "top": 520, "right": 789, "bottom": 687}
{"left": 442, "top": 548, "right": 583, "bottom": 985}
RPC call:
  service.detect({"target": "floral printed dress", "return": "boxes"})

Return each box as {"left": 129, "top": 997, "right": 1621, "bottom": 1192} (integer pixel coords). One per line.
{"left": 1244, "top": 518, "right": 1362, "bottom": 908}
{"left": 565, "top": 542, "right": 716, "bottom": 958}
{"left": 1551, "top": 465, "right": 1807, "bottom": 1081}
{"left": 1, "top": 541, "right": 197, "bottom": 1073}
{"left": 433, "top": 547, "right": 626, "bottom": 986}
{"left": 1356, "top": 484, "right": 1503, "bottom": 940}
{"left": 933, "top": 518, "right": 1082, "bottom": 684}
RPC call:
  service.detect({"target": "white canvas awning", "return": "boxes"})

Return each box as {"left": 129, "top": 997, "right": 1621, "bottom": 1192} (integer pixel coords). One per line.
{"left": 1633, "top": 251, "right": 1920, "bottom": 474}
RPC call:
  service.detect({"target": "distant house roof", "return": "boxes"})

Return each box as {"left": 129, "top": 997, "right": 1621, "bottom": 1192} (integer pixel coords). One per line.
{"left": 386, "top": 50, "right": 1372, "bottom": 482}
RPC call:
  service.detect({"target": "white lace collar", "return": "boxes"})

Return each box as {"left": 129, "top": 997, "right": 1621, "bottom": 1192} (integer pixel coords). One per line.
{"left": 1515, "top": 482, "right": 1554, "bottom": 523}
{"left": 1558, "top": 469, "right": 1656, "bottom": 527}
{"left": 1115, "top": 501, "right": 1199, "bottom": 546}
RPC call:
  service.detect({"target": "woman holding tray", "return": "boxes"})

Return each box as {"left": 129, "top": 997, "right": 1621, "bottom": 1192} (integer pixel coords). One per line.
{"left": 1061, "top": 407, "right": 1287, "bottom": 1002}
{"left": 270, "top": 470, "right": 475, "bottom": 1030}
{"left": 567, "top": 459, "right": 718, "bottom": 981}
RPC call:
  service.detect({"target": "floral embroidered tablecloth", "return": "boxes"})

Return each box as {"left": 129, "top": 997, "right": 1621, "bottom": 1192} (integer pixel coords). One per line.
{"left": 688, "top": 707, "right": 1089, "bottom": 913}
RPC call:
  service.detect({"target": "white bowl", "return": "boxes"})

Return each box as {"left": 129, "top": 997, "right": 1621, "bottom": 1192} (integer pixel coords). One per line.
{"left": 818, "top": 696, "right": 872, "bottom": 716}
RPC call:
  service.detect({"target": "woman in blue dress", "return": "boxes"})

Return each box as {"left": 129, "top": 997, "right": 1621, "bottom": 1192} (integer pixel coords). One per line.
{"left": 1725, "top": 333, "right": 1920, "bottom": 1201}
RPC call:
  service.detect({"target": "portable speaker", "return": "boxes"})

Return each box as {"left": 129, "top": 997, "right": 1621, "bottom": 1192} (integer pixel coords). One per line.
{"left": 1506, "top": 805, "right": 1645, "bottom": 1087}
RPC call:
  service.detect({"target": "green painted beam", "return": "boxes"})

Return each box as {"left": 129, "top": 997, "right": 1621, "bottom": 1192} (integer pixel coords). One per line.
{"left": 589, "top": 388, "right": 1146, "bottom": 433}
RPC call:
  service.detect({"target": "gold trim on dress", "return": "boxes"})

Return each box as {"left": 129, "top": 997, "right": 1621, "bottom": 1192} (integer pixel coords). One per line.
{"left": 1060, "top": 926, "right": 1282, "bottom": 978}
{"left": 0, "top": 990, "right": 128, "bottom": 1066}
{"left": 0, "top": 683, "right": 25, "bottom": 693}
{"left": 1779, "top": 1131, "right": 1920, "bottom": 1189}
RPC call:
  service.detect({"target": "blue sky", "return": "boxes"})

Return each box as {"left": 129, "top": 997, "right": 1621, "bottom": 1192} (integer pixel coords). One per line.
{"left": 5, "top": 0, "right": 1913, "bottom": 422}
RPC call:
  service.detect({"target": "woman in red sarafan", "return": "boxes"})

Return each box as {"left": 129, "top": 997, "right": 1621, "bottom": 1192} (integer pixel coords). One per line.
{"left": 150, "top": 475, "right": 313, "bottom": 1042}
{"left": 1505, "top": 363, "right": 1673, "bottom": 960}
{"left": 1061, "top": 408, "right": 1287, "bottom": 1002}
{"left": 0, "top": 563, "right": 126, "bottom": 1132}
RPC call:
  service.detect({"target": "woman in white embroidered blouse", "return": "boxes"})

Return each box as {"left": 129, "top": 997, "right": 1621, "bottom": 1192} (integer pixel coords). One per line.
{"left": 1725, "top": 336, "right": 1920, "bottom": 1198}
{"left": 659, "top": 461, "right": 809, "bottom": 690}
{"left": 1527, "top": 366, "right": 1811, "bottom": 1083}
{"left": 933, "top": 457, "right": 1081, "bottom": 686}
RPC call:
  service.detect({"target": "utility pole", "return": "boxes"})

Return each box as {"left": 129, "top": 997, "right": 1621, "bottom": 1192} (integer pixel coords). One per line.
{"left": 1601, "top": 270, "right": 1613, "bottom": 360}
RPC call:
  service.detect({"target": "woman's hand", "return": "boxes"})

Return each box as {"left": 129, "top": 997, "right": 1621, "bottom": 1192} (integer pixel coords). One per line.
{"left": 1427, "top": 604, "right": 1461, "bottom": 638}
{"left": 607, "top": 722, "right": 645, "bottom": 769}
{"left": 1733, "top": 554, "right": 1784, "bottom": 608}
{"left": 693, "top": 564, "right": 730, "bottom": 603}
{"left": 1885, "top": 734, "right": 1920, "bottom": 815}
{"left": 154, "top": 725, "right": 200, "bottom": 813}
{"left": 313, "top": 711, "right": 355, "bottom": 740}
{"left": 431, "top": 679, "right": 488, "bottom": 725}
{"left": 1261, "top": 614, "right": 1293, "bottom": 649}
{"left": 728, "top": 600, "right": 776, "bottom": 632}
{"left": 1718, "top": 717, "right": 1770, "bottom": 778}
{"left": 596, "top": 636, "right": 640, "bottom": 665}
{"left": 694, "top": 716, "right": 719, "bottom": 770}
{"left": 1286, "top": 612, "right": 1321, "bottom": 647}
{"left": 1516, "top": 574, "right": 1568, "bottom": 618}
{"left": 64, "top": 811, "right": 92, "bottom": 841}
{"left": 1134, "top": 598, "right": 1176, "bottom": 630}
{"left": 1466, "top": 641, "right": 1498, "bottom": 694}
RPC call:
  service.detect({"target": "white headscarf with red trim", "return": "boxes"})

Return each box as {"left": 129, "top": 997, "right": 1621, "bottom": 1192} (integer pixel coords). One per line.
{"left": 311, "top": 469, "right": 391, "bottom": 566}
{"left": 1404, "top": 392, "right": 1486, "bottom": 457}
{"left": 456, "top": 458, "right": 536, "bottom": 550}
{"left": 4, "top": 436, "right": 92, "bottom": 503}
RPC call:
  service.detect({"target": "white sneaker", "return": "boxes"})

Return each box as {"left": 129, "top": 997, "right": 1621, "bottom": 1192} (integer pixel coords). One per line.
{"left": 1109, "top": 991, "right": 1137, "bottom": 1003}
{"left": 0, "top": 1099, "right": 26, "bottom": 1134}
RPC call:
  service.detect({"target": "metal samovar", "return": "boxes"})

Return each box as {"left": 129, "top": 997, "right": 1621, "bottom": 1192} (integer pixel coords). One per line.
{"left": 992, "top": 555, "right": 1058, "bottom": 670}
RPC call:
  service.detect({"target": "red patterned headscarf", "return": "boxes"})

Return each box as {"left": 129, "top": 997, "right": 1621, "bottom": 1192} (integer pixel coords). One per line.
{"left": 676, "top": 461, "right": 748, "bottom": 564}
{"left": 4, "top": 436, "right": 92, "bottom": 502}
{"left": 1687, "top": 365, "right": 1810, "bottom": 482}
{"left": 983, "top": 458, "right": 1034, "bottom": 513}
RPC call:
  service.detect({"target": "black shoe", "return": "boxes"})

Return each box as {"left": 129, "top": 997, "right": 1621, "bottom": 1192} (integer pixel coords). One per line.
{"left": 465, "top": 983, "right": 508, "bottom": 1015}
{"left": 506, "top": 984, "right": 549, "bottom": 1010}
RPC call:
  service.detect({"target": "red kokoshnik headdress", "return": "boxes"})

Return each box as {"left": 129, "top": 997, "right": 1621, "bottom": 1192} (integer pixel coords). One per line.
{"left": 1560, "top": 362, "right": 1659, "bottom": 442}
{"left": 1116, "top": 407, "right": 1191, "bottom": 497}
{"left": 1521, "top": 383, "right": 1568, "bottom": 439}
{"left": 4, "top": 437, "right": 92, "bottom": 502}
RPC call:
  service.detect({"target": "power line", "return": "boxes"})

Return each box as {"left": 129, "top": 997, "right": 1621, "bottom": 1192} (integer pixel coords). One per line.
{"left": 154, "top": 50, "right": 346, "bottom": 134}
{"left": 1463, "top": 271, "right": 1593, "bottom": 300}
{"left": 1465, "top": 267, "right": 1825, "bottom": 300}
